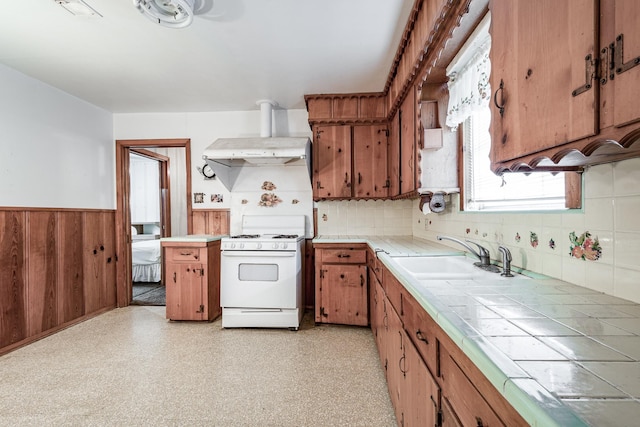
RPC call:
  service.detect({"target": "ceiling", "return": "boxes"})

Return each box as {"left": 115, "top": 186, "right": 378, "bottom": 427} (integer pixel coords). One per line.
{"left": 0, "top": 0, "right": 414, "bottom": 113}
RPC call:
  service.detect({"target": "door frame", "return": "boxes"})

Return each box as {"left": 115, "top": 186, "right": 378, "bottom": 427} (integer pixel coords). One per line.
{"left": 115, "top": 138, "right": 192, "bottom": 307}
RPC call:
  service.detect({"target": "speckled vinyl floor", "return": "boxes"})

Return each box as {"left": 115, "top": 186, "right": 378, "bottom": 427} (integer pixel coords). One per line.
{"left": 0, "top": 307, "right": 396, "bottom": 426}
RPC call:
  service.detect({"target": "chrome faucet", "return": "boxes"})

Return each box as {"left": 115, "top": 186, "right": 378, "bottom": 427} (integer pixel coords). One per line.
{"left": 498, "top": 246, "right": 513, "bottom": 277}
{"left": 436, "top": 235, "right": 491, "bottom": 267}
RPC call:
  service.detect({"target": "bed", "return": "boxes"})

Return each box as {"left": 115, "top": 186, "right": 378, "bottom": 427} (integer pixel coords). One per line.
{"left": 132, "top": 239, "right": 162, "bottom": 282}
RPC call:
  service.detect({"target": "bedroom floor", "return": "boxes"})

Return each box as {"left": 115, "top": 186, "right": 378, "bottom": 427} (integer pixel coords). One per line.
{"left": 131, "top": 282, "right": 166, "bottom": 306}
{"left": 0, "top": 306, "right": 396, "bottom": 426}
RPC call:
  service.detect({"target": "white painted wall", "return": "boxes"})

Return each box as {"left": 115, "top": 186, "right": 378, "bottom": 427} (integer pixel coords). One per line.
{"left": 0, "top": 64, "right": 114, "bottom": 209}
{"left": 113, "top": 109, "right": 312, "bottom": 213}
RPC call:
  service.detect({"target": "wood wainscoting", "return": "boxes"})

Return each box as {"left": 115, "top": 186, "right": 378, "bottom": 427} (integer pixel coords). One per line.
{"left": 0, "top": 207, "right": 117, "bottom": 356}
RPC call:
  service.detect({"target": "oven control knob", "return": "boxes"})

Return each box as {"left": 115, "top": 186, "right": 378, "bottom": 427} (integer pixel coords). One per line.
{"left": 239, "top": 243, "right": 244, "bottom": 249}
{"left": 272, "top": 243, "right": 279, "bottom": 249}
{"left": 230, "top": 243, "right": 236, "bottom": 249}
{"left": 281, "top": 243, "right": 288, "bottom": 249}
{"left": 256, "top": 243, "right": 262, "bottom": 249}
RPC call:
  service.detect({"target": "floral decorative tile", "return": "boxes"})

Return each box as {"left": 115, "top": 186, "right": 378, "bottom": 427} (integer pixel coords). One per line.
{"left": 569, "top": 231, "right": 602, "bottom": 261}
{"left": 259, "top": 193, "right": 282, "bottom": 207}
{"left": 549, "top": 238, "right": 556, "bottom": 250}
{"left": 515, "top": 232, "right": 521, "bottom": 243}
{"left": 261, "top": 181, "right": 276, "bottom": 190}
{"left": 530, "top": 232, "right": 539, "bottom": 248}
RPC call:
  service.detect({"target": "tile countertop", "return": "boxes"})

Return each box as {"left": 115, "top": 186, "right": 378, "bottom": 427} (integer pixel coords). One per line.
{"left": 314, "top": 235, "right": 640, "bottom": 427}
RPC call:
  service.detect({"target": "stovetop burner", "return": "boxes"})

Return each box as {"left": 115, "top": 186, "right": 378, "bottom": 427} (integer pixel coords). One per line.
{"left": 230, "top": 234, "right": 260, "bottom": 239}
{"left": 272, "top": 234, "right": 299, "bottom": 239}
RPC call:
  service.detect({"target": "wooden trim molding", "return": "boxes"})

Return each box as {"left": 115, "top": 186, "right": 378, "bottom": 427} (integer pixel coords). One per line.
{"left": 115, "top": 138, "right": 192, "bottom": 308}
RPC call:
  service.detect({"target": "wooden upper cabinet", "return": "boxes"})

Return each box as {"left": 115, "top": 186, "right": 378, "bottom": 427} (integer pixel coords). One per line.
{"left": 388, "top": 111, "right": 401, "bottom": 197}
{"left": 400, "top": 88, "right": 417, "bottom": 195}
{"left": 313, "top": 125, "right": 352, "bottom": 199}
{"left": 604, "top": 0, "right": 640, "bottom": 129}
{"left": 353, "top": 125, "right": 389, "bottom": 198}
{"left": 490, "top": 0, "right": 640, "bottom": 171}
{"left": 305, "top": 94, "right": 386, "bottom": 122}
{"left": 489, "top": 0, "right": 599, "bottom": 165}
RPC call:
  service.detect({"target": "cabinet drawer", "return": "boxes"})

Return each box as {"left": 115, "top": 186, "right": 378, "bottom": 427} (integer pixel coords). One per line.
{"left": 321, "top": 248, "right": 367, "bottom": 264}
{"left": 167, "top": 247, "right": 202, "bottom": 262}
{"left": 440, "top": 348, "right": 505, "bottom": 427}
{"left": 383, "top": 268, "right": 404, "bottom": 317}
{"left": 367, "top": 250, "right": 383, "bottom": 283}
{"left": 403, "top": 292, "right": 439, "bottom": 376}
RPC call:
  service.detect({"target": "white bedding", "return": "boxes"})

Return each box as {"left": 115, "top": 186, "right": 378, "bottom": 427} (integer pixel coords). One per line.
{"left": 132, "top": 240, "right": 161, "bottom": 282}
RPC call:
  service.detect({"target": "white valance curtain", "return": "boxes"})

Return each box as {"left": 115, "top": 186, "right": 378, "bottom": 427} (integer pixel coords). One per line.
{"left": 445, "top": 40, "right": 491, "bottom": 129}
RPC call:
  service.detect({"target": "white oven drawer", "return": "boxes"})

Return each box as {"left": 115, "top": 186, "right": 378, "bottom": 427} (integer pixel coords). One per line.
{"left": 220, "top": 250, "right": 301, "bottom": 309}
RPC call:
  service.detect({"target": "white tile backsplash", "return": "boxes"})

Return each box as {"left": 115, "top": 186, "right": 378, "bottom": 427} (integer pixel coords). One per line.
{"left": 315, "top": 158, "right": 640, "bottom": 303}
{"left": 316, "top": 199, "right": 412, "bottom": 236}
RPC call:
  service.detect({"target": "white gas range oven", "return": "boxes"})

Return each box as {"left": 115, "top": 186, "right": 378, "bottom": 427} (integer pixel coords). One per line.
{"left": 220, "top": 215, "right": 305, "bottom": 330}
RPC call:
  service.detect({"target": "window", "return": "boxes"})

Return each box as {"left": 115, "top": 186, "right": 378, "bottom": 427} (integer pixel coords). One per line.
{"left": 462, "top": 109, "right": 567, "bottom": 211}
{"left": 447, "top": 13, "right": 572, "bottom": 212}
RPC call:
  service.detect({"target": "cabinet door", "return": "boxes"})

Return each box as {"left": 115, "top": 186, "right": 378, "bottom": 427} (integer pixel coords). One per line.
{"left": 489, "top": 0, "right": 598, "bottom": 164}
{"left": 385, "top": 296, "right": 404, "bottom": 422}
{"left": 440, "top": 397, "right": 463, "bottom": 427}
{"left": 609, "top": 0, "right": 640, "bottom": 128}
{"left": 401, "top": 328, "right": 440, "bottom": 427}
{"left": 353, "top": 125, "right": 389, "bottom": 198}
{"left": 400, "top": 89, "right": 417, "bottom": 194}
{"left": 313, "top": 125, "right": 352, "bottom": 199}
{"left": 440, "top": 349, "right": 505, "bottom": 427}
{"left": 166, "top": 262, "right": 205, "bottom": 321}
{"left": 319, "top": 264, "right": 368, "bottom": 325}
{"left": 388, "top": 111, "right": 401, "bottom": 196}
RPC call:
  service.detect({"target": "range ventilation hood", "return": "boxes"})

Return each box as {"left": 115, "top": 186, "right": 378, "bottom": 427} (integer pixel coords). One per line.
{"left": 202, "top": 100, "right": 312, "bottom": 191}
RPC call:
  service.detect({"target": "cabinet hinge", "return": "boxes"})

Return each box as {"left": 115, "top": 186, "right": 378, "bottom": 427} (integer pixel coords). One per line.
{"left": 614, "top": 33, "right": 640, "bottom": 76}
{"left": 197, "top": 304, "right": 204, "bottom": 313}
{"left": 320, "top": 307, "right": 328, "bottom": 318}
{"left": 437, "top": 409, "right": 443, "bottom": 427}
{"left": 199, "top": 268, "right": 204, "bottom": 276}
{"left": 572, "top": 53, "right": 598, "bottom": 97}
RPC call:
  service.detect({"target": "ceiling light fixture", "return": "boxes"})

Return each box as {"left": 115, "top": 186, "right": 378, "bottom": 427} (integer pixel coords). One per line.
{"left": 54, "top": 0, "right": 102, "bottom": 17}
{"left": 133, "top": 0, "right": 195, "bottom": 29}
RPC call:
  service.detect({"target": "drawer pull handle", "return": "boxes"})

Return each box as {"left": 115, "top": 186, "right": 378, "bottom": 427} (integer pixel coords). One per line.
{"left": 416, "top": 329, "right": 429, "bottom": 344}
{"left": 399, "top": 355, "right": 407, "bottom": 376}
{"left": 180, "top": 251, "right": 193, "bottom": 256}
{"left": 337, "top": 254, "right": 351, "bottom": 258}
{"left": 493, "top": 78, "right": 505, "bottom": 117}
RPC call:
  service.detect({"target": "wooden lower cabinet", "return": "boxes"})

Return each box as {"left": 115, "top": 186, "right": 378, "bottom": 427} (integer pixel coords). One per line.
{"left": 440, "top": 346, "right": 505, "bottom": 427}
{"left": 378, "top": 280, "right": 440, "bottom": 427}
{"left": 162, "top": 239, "right": 221, "bottom": 322}
{"left": 375, "top": 260, "right": 527, "bottom": 427}
{"left": 314, "top": 244, "right": 368, "bottom": 326}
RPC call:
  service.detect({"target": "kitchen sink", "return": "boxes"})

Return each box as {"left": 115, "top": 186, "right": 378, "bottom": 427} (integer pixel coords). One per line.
{"left": 390, "top": 255, "right": 524, "bottom": 280}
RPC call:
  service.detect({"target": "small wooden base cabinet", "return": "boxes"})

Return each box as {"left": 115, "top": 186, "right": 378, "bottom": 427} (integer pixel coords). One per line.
{"left": 314, "top": 243, "right": 368, "bottom": 326}
{"left": 161, "top": 237, "right": 221, "bottom": 322}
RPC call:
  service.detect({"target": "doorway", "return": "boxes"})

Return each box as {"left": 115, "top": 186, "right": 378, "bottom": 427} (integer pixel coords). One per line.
{"left": 115, "top": 138, "right": 192, "bottom": 308}
{"left": 129, "top": 149, "right": 167, "bottom": 305}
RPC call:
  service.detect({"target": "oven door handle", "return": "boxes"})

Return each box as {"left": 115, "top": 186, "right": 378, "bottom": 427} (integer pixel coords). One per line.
{"left": 221, "top": 251, "right": 296, "bottom": 258}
